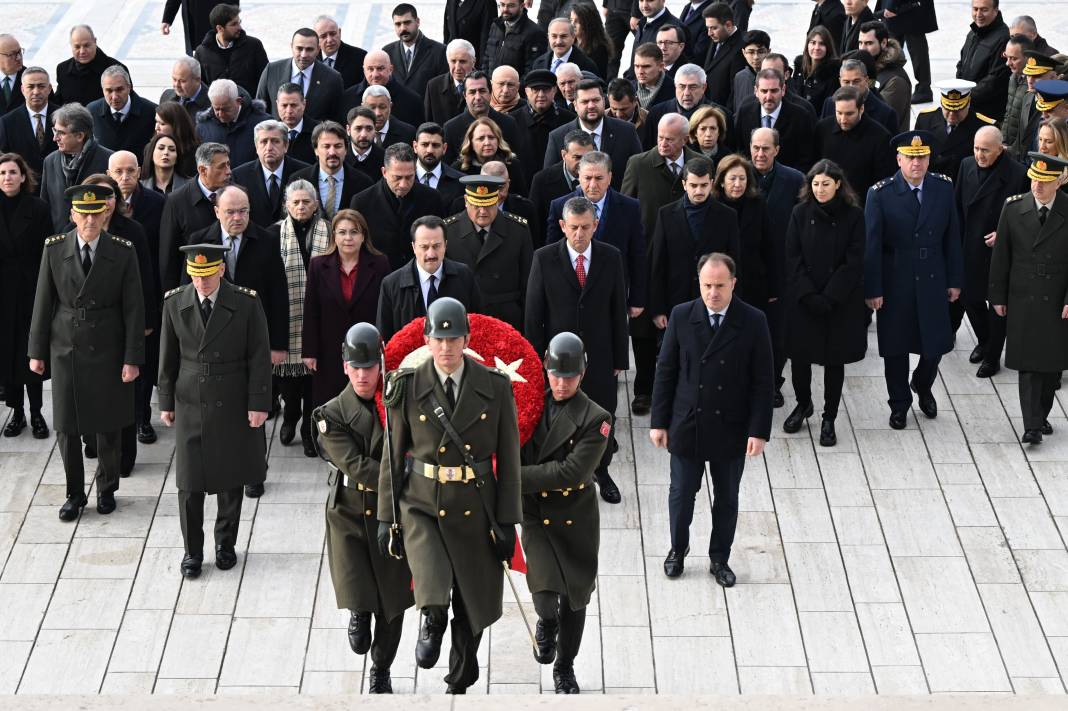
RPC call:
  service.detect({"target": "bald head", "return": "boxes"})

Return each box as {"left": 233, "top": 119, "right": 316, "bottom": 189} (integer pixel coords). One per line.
{"left": 107, "top": 150, "right": 141, "bottom": 199}
{"left": 363, "top": 50, "right": 393, "bottom": 85}
{"left": 656, "top": 112, "right": 689, "bottom": 160}
{"left": 492, "top": 65, "right": 519, "bottom": 83}
{"left": 480, "top": 160, "right": 510, "bottom": 200}
{"left": 491, "top": 65, "right": 520, "bottom": 110}
{"left": 973, "top": 125, "right": 1004, "bottom": 168}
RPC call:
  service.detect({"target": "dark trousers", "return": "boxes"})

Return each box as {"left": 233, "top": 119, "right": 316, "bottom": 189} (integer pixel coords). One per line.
{"left": 429, "top": 583, "right": 483, "bottom": 690}
{"left": 5, "top": 380, "right": 43, "bottom": 412}
{"left": 883, "top": 352, "right": 940, "bottom": 413}
{"left": 893, "top": 31, "right": 931, "bottom": 88}
{"left": 135, "top": 330, "right": 160, "bottom": 425}
{"left": 362, "top": 613, "right": 404, "bottom": 670}
{"left": 177, "top": 486, "right": 243, "bottom": 557}
{"left": 604, "top": 10, "right": 631, "bottom": 79}
{"left": 1020, "top": 371, "right": 1059, "bottom": 430}
{"left": 632, "top": 334, "right": 658, "bottom": 399}
{"left": 766, "top": 299, "right": 787, "bottom": 390}
{"left": 964, "top": 300, "right": 1006, "bottom": 364}
{"left": 532, "top": 591, "right": 587, "bottom": 669}
{"left": 57, "top": 429, "right": 120, "bottom": 499}
{"left": 791, "top": 362, "right": 845, "bottom": 419}
{"left": 668, "top": 453, "right": 744, "bottom": 562}
{"left": 277, "top": 374, "right": 314, "bottom": 436}
{"left": 583, "top": 374, "right": 618, "bottom": 476}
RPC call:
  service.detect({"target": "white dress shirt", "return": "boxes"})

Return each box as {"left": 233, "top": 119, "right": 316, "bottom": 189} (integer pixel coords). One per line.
{"left": 417, "top": 162, "right": 443, "bottom": 188}
{"left": 706, "top": 302, "right": 729, "bottom": 329}
{"left": 417, "top": 262, "right": 445, "bottom": 308}
{"left": 760, "top": 101, "right": 783, "bottom": 128}
{"left": 566, "top": 241, "right": 592, "bottom": 271}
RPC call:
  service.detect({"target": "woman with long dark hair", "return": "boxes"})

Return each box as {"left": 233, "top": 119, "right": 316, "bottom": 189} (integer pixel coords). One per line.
{"left": 140, "top": 133, "right": 192, "bottom": 195}
{"left": 154, "top": 102, "right": 199, "bottom": 176}
{"left": 782, "top": 159, "right": 867, "bottom": 446}
{"left": 570, "top": 1, "right": 611, "bottom": 79}
{"left": 790, "top": 26, "right": 841, "bottom": 113}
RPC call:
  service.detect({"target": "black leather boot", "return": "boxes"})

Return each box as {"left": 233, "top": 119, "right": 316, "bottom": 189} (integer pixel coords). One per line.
{"left": 534, "top": 618, "right": 559, "bottom": 664}
{"left": 415, "top": 609, "right": 447, "bottom": 669}
{"left": 348, "top": 610, "right": 371, "bottom": 655}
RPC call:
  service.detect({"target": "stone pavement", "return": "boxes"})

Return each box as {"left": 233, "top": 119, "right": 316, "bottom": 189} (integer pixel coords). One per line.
{"left": 2, "top": 0, "right": 1068, "bottom": 698}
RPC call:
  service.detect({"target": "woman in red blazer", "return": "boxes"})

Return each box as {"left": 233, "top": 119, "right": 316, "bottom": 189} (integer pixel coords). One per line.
{"left": 302, "top": 209, "right": 391, "bottom": 407}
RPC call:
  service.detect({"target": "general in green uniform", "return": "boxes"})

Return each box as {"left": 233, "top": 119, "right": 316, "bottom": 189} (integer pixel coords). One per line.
{"left": 158, "top": 244, "right": 272, "bottom": 579}
{"left": 522, "top": 332, "right": 609, "bottom": 695}
{"left": 313, "top": 323, "right": 413, "bottom": 694}
{"left": 378, "top": 297, "right": 521, "bottom": 693}
{"left": 28, "top": 184, "right": 145, "bottom": 522}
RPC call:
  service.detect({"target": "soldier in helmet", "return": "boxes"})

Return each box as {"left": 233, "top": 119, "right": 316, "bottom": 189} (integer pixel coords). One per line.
{"left": 312, "top": 323, "right": 414, "bottom": 694}
{"left": 378, "top": 296, "right": 521, "bottom": 694}
{"left": 522, "top": 332, "right": 610, "bottom": 694}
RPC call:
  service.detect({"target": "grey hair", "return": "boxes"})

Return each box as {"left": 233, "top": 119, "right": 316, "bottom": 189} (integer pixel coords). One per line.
{"left": 312, "top": 15, "right": 338, "bottom": 27}
{"left": 100, "top": 64, "right": 132, "bottom": 87}
{"left": 195, "top": 142, "right": 230, "bottom": 168}
{"left": 975, "top": 124, "right": 1004, "bottom": 144}
{"left": 173, "top": 56, "right": 201, "bottom": 79}
{"left": 480, "top": 160, "right": 508, "bottom": 178}
{"left": 577, "top": 151, "right": 612, "bottom": 173}
{"left": 1010, "top": 15, "right": 1037, "bottom": 34}
{"left": 658, "top": 112, "right": 689, "bottom": 134}
{"left": 284, "top": 178, "right": 318, "bottom": 205}
{"left": 383, "top": 143, "right": 417, "bottom": 168}
{"left": 547, "top": 17, "right": 575, "bottom": 35}
{"left": 214, "top": 184, "right": 248, "bottom": 202}
{"left": 69, "top": 25, "right": 96, "bottom": 40}
{"left": 562, "top": 196, "right": 596, "bottom": 220}
{"left": 22, "top": 66, "right": 49, "bottom": 81}
{"left": 556, "top": 62, "right": 582, "bottom": 80}
{"left": 840, "top": 59, "right": 868, "bottom": 77}
{"left": 363, "top": 84, "right": 392, "bottom": 102}
{"left": 207, "top": 78, "right": 239, "bottom": 102}
{"left": 446, "top": 39, "right": 477, "bottom": 61}
{"left": 254, "top": 119, "right": 289, "bottom": 143}
{"left": 674, "top": 63, "right": 706, "bottom": 85}
{"left": 53, "top": 103, "right": 93, "bottom": 137}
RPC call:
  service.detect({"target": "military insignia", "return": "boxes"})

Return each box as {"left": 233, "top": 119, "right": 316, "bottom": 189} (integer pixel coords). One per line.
{"left": 443, "top": 215, "right": 459, "bottom": 225}
{"left": 236, "top": 286, "right": 258, "bottom": 297}
{"left": 318, "top": 419, "right": 328, "bottom": 434}
{"left": 872, "top": 178, "right": 891, "bottom": 191}
{"left": 976, "top": 113, "right": 995, "bottom": 124}
{"left": 442, "top": 320, "right": 450, "bottom": 328}
{"left": 1006, "top": 193, "right": 1026, "bottom": 203}
{"left": 1037, "top": 160, "right": 1048, "bottom": 172}
{"left": 931, "top": 172, "right": 953, "bottom": 183}
{"left": 910, "top": 136, "right": 922, "bottom": 148}
{"left": 195, "top": 254, "right": 208, "bottom": 264}
{"left": 599, "top": 421, "right": 611, "bottom": 438}
{"left": 1027, "top": 57, "right": 1037, "bottom": 67}
{"left": 45, "top": 234, "right": 66, "bottom": 246}
{"left": 111, "top": 236, "right": 132, "bottom": 248}
{"left": 476, "top": 185, "right": 489, "bottom": 196}
{"left": 504, "top": 212, "right": 528, "bottom": 225}
{"left": 84, "top": 190, "right": 96, "bottom": 202}
{"left": 164, "top": 287, "right": 183, "bottom": 299}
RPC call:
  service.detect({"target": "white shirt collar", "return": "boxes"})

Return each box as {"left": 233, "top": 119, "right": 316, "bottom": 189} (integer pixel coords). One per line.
{"left": 762, "top": 101, "right": 783, "bottom": 123}
{"left": 554, "top": 46, "right": 574, "bottom": 62}
{"left": 292, "top": 62, "right": 311, "bottom": 82}
{"left": 586, "top": 191, "right": 607, "bottom": 214}
{"left": 197, "top": 178, "right": 215, "bottom": 201}
{"left": 665, "top": 154, "right": 684, "bottom": 172}
{"left": 221, "top": 225, "right": 242, "bottom": 243}
{"left": 1035, "top": 193, "right": 1057, "bottom": 211}
{"left": 435, "top": 360, "right": 465, "bottom": 390}
{"left": 417, "top": 162, "right": 442, "bottom": 181}
{"left": 77, "top": 234, "right": 99, "bottom": 254}
{"left": 645, "top": 7, "right": 667, "bottom": 22}
{"left": 566, "top": 240, "right": 592, "bottom": 269}
{"left": 25, "top": 104, "right": 48, "bottom": 121}
{"left": 198, "top": 287, "right": 220, "bottom": 305}
{"left": 261, "top": 162, "right": 284, "bottom": 183}
{"left": 111, "top": 96, "right": 132, "bottom": 116}
{"left": 323, "top": 51, "right": 338, "bottom": 62}
{"left": 579, "top": 116, "right": 604, "bottom": 135}
{"left": 707, "top": 302, "right": 729, "bottom": 320}
{"left": 417, "top": 261, "right": 444, "bottom": 283}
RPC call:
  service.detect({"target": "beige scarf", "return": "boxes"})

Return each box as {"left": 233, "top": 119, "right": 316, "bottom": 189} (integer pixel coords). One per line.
{"left": 274, "top": 216, "right": 331, "bottom": 377}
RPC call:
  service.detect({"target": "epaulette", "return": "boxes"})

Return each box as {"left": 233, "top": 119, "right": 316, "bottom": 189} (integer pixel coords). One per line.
{"left": 976, "top": 112, "right": 996, "bottom": 125}
{"left": 443, "top": 214, "right": 460, "bottom": 225}
{"left": 871, "top": 178, "right": 892, "bottom": 191}
{"left": 44, "top": 234, "right": 66, "bottom": 246}
{"left": 235, "top": 286, "right": 257, "bottom": 297}
{"left": 1005, "top": 192, "right": 1027, "bottom": 204}
{"left": 164, "top": 286, "right": 183, "bottom": 299}
{"left": 919, "top": 105, "right": 941, "bottom": 113}
{"left": 489, "top": 367, "right": 511, "bottom": 380}
{"left": 383, "top": 368, "right": 414, "bottom": 408}
{"left": 930, "top": 172, "right": 953, "bottom": 184}
{"left": 110, "top": 236, "right": 133, "bottom": 248}
{"left": 503, "top": 211, "right": 527, "bottom": 226}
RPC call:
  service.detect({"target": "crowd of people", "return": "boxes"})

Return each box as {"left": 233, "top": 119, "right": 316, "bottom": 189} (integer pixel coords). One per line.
{"left": 1, "top": 0, "right": 1068, "bottom": 696}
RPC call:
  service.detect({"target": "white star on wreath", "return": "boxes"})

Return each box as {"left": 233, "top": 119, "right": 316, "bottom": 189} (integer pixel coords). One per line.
{"left": 395, "top": 347, "right": 526, "bottom": 383}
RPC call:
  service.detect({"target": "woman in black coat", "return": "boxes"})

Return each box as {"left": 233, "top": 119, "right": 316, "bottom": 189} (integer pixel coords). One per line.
{"left": 302, "top": 209, "right": 391, "bottom": 408}
{"left": 452, "top": 117, "right": 529, "bottom": 196}
{"left": 782, "top": 159, "right": 867, "bottom": 446}
{"left": 0, "top": 154, "right": 51, "bottom": 438}
{"left": 713, "top": 154, "right": 778, "bottom": 311}
{"left": 790, "top": 27, "right": 841, "bottom": 114}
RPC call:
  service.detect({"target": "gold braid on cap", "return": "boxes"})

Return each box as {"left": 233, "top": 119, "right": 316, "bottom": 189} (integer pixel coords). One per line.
{"left": 897, "top": 135, "right": 931, "bottom": 157}
{"left": 185, "top": 252, "right": 225, "bottom": 277}
{"left": 1028, "top": 158, "right": 1063, "bottom": 182}
{"left": 464, "top": 183, "right": 499, "bottom": 207}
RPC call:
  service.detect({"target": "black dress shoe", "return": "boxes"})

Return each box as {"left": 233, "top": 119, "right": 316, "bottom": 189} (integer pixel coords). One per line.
{"left": 630, "top": 394, "right": 651, "bottom": 416}
{"left": 96, "top": 492, "right": 116, "bottom": 515}
{"left": 279, "top": 421, "right": 296, "bottom": 445}
{"left": 181, "top": 553, "right": 203, "bottom": 579}
{"left": 773, "top": 390, "right": 785, "bottom": 408}
{"left": 84, "top": 441, "right": 97, "bottom": 458}
{"left": 534, "top": 618, "right": 559, "bottom": 664}
{"left": 136, "top": 423, "right": 157, "bottom": 444}
{"left": 975, "top": 361, "right": 1000, "bottom": 378}
{"left": 910, "top": 381, "right": 937, "bottom": 419}
{"left": 1022, "top": 429, "right": 1043, "bottom": 444}
{"left": 819, "top": 418, "right": 837, "bottom": 447}
{"left": 553, "top": 664, "right": 580, "bottom": 694}
{"left": 120, "top": 464, "right": 133, "bottom": 478}
{"left": 445, "top": 684, "right": 467, "bottom": 694}
{"left": 3, "top": 410, "right": 26, "bottom": 437}
{"left": 663, "top": 547, "right": 687, "bottom": 578}
{"left": 244, "top": 483, "right": 264, "bottom": 498}
{"left": 911, "top": 86, "right": 933, "bottom": 104}
{"left": 215, "top": 546, "right": 237, "bottom": 570}
{"left": 595, "top": 471, "right": 621, "bottom": 504}
{"left": 415, "top": 611, "right": 446, "bottom": 669}
{"left": 710, "top": 561, "right": 736, "bottom": 587}
{"left": 302, "top": 436, "right": 317, "bottom": 458}
{"left": 889, "top": 411, "right": 908, "bottom": 430}
{"left": 367, "top": 666, "right": 393, "bottom": 694}
{"left": 348, "top": 610, "right": 371, "bottom": 655}
{"left": 30, "top": 412, "right": 49, "bottom": 439}
{"left": 968, "top": 345, "right": 985, "bottom": 364}
{"left": 1042, "top": 420, "right": 1054, "bottom": 436}
{"left": 58, "top": 495, "right": 87, "bottom": 521}
{"left": 782, "top": 402, "right": 813, "bottom": 433}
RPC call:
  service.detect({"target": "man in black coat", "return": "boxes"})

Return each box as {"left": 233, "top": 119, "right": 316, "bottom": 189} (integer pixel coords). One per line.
{"left": 289, "top": 121, "right": 374, "bottom": 219}
{"left": 342, "top": 52, "right": 425, "bottom": 128}
{"left": 362, "top": 86, "right": 417, "bottom": 147}
{"left": 40, "top": 104, "right": 114, "bottom": 231}
{"left": 631, "top": 0, "right": 678, "bottom": 69}
{"left": 346, "top": 107, "right": 386, "bottom": 182}
{"left": 0, "top": 36, "right": 26, "bottom": 116}
{"left": 161, "top": 0, "right": 219, "bottom": 57}
{"left": 195, "top": 81, "right": 271, "bottom": 168}
{"left": 159, "top": 142, "right": 232, "bottom": 292}
{"left": 875, "top": 0, "right": 937, "bottom": 102}
{"left": 811, "top": 0, "right": 847, "bottom": 50}
{"left": 414, "top": 122, "right": 466, "bottom": 205}
{"left": 86, "top": 67, "right": 158, "bottom": 156}
{"left": 385, "top": 5, "right": 449, "bottom": 99}
{"left": 351, "top": 143, "right": 445, "bottom": 271}
{"left": 701, "top": 2, "right": 747, "bottom": 108}
{"left": 677, "top": 0, "right": 712, "bottom": 63}
{"left": 650, "top": 252, "right": 774, "bottom": 585}
{"left": 376, "top": 215, "right": 483, "bottom": 340}
{"left": 54, "top": 26, "right": 128, "bottom": 107}
{"left": 313, "top": 16, "right": 366, "bottom": 89}
{"left": 193, "top": 6, "right": 269, "bottom": 97}
{"left": 444, "top": 0, "right": 496, "bottom": 56}
{"left": 914, "top": 80, "right": 995, "bottom": 182}
{"left": 255, "top": 29, "right": 344, "bottom": 125}
{"left": 0, "top": 68, "right": 58, "bottom": 183}
{"left": 735, "top": 68, "right": 816, "bottom": 173}
{"left": 526, "top": 196, "right": 629, "bottom": 504}
{"left": 482, "top": 0, "right": 547, "bottom": 76}
{"left": 543, "top": 80, "right": 643, "bottom": 191}
{"left": 231, "top": 120, "right": 308, "bottom": 228}
{"left": 159, "top": 57, "right": 212, "bottom": 120}
{"left": 448, "top": 161, "right": 536, "bottom": 226}
{"left": 275, "top": 83, "right": 318, "bottom": 165}
{"left": 813, "top": 85, "right": 895, "bottom": 199}
{"left": 953, "top": 126, "right": 1027, "bottom": 378}
{"left": 531, "top": 19, "right": 599, "bottom": 77}
{"left": 839, "top": 0, "right": 875, "bottom": 55}
{"left": 185, "top": 185, "right": 288, "bottom": 355}
{"left": 956, "top": 0, "right": 1010, "bottom": 121}
{"left": 529, "top": 130, "right": 594, "bottom": 248}
{"left": 424, "top": 41, "right": 477, "bottom": 127}
{"left": 509, "top": 70, "right": 575, "bottom": 183}
{"left": 645, "top": 63, "right": 729, "bottom": 148}
{"left": 443, "top": 71, "right": 524, "bottom": 164}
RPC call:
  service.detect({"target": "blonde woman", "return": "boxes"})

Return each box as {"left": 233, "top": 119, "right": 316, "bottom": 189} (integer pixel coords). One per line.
{"left": 453, "top": 116, "right": 528, "bottom": 195}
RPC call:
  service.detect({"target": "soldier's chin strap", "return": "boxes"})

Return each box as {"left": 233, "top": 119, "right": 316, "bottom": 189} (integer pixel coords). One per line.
{"left": 381, "top": 354, "right": 405, "bottom": 560}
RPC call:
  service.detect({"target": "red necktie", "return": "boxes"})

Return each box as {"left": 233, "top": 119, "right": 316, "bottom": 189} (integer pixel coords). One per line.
{"left": 575, "top": 254, "right": 587, "bottom": 288}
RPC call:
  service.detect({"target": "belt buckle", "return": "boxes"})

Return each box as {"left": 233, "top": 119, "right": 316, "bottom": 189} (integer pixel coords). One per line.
{"left": 918, "top": 247, "right": 928, "bottom": 260}
{"left": 438, "top": 466, "right": 463, "bottom": 482}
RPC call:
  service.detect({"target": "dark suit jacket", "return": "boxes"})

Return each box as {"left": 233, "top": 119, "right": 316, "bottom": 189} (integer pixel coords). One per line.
{"left": 128, "top": 185, "right": 166, "bottom": 302}
{"left": 632, "top": 9, "right": 679, "bottom": 66}
{"left": 756, "top": 161, "right": 806, "bottom": 303}
{"left": 813, "top": 115, "right": 896, "bottom": 199}
{"left": 351, "top": 179, "right": 445, "bottom": 271}
{"left": 543, "top": 116, "right": 643, "bottom": 191}
{"left": 545, "top": 188, "right": 647, "bottom": 307}
{"left": 256, "top": 59, "right": 343, "bottom": 124}
{"left": 0, "top": 67, "right": 26, "bottom": 116}
{"left": 329, "top": 42, "right": 368, "bottom": 90}
{"left": 427, "top": 161, "right": 467, "bottom": 206}
{"left": 651, "top": 296, "right": 774, "bottom": 461}
{"left": 350, "top": 145, "right": 385, "bottom": 182}
{"left": 819, "top": 90, "right": 899, "bottom": 136}
{"left": 231, "top": 157, "right": 309, "bottom": 228}
{"left": 40, "top": 141, "right": 114, "bottom": 231}
{"left": 162, "top": 0, "right": 217, "bottom": 56}
{"left": 677, "top": 1, "right": 712, "bottom": 62}
{"left": 285, "top": 119, "right": 319, "bottom": 164}
{"left": 525, "top": 239, "right": 629, "bottom": 411}
{"left": 86, "top": 92, "right": 158, "bottom": 156}
{"left": 443, "top": 107, "right": 525, "bottom": 165}
{"left": 384, "top": 117, "right": 417, "bottom": 147}
{"left": 185, "top": 222, "right": 289, "bottom": 350}
{"left": 302, "top": 247, "right": 390, "bottom": 404}
{"left": 840, "top": 8, "right": 875, "bottom": 55}
{"left": 620, "top": 145, "right": 701, "bottom": 239}
{"left": 649, "top": 196, "right": 741, "bottom": 317}
{"left": 424, "top": 72, "right": 466, "bottom": 127}
{"left": 703, "top": 28, "right": 748, "bottom": 108}
{"left": 444, "top": 0, "right": 496, "bottom": 54}
{"left": 735, "top": 98, "right": 816, "bottom": 173}
{"left": 0, "top": 103, "right": 59, "bottom": 180}
{"left": 532, "top": 46, "right": 600, "bottom": 76}
{"left": 384, "top": 34, "right": 449, "bottom": 98}
{"left": 509, "top": 102, "right": 575, "bottom": 183}
{"left": 528, "top": 163, "right": 577, "bottom": 249}
{"left": 810, "top": 0, "right": 846, "bottom": 49}
{"left": 158, "top": 177, "right": 219, "bottom": 292}
{"left": 288, "top": 163, "right": 374, "bottom": 217}
{"left": 343, "top": 76, "right": 424, "bottom": 128}
{"left": 159, "top": 85, "right": 211, "bottom": 121}
{"left": 376, "top": 257, "right": 484, "bottom": 341}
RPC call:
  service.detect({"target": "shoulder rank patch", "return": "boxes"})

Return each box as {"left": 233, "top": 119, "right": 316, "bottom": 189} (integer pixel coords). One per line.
{"left": 930, "top": 172, "right": 953, "bottom": 184}
{"left": 443, "top": 214, "right": 460, "bottom": 225}
{"left": 489, "top": 367, "right": 510, "bottom": 380}
{"left": 44, "top": 234, "right": 66, "bottom": 246}
{"left": 383, "top": 367, "right": 414, "bottom": 407}
{"left": 871, "top": 178, "right": 892, "bottom": 192}
{"left": 919, "top": 105, "right": 941, "bottom": 114}
{"left": 164, "top": 286, "right": 183, "bottom": 299}
{"left": 503, "top": 211, "right": 527, "bottom": 225}
{"left": 1005, "top": 192, "right": 1026, "bottom": 203}
{"left": 235, "top": 286, "right": 257, "bottom": 297}
{"left": 599, "top": 421, "right": 611, "bottom": 438}
{"left": 110, "top": 236, "right": 133, "bottom": 248}
{"left": 976, "top": 112, "right": 996, "bottom": 125}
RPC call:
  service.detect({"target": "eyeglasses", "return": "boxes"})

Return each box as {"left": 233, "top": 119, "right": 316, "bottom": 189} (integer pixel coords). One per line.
{"left": 0, "top": 49, "right": 23, "bottom": 59}
{"left": 656, "top": 40, "right": 683, "bottom": 47}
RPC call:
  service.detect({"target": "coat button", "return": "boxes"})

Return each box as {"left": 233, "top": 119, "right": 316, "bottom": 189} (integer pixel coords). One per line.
{"left": 464, "top": 510, "right": 471, "bottom": 516}
{"left": 541, "top": 491, "right": 548, "bottom": 497}
{"left": 216, "top": 401, "right": 222, "bottom": 407}
{"left": 562, "top": 490, "right": 570, "bottom": 496}
{"left": 439, "top": 509, "right": 446, "bottom": 517}
{"left": 565, "top": 520, "right": 573, "bottom": 526}
{"left": 480, "top": 413, "right": 487, "bottom": 420}
{"left": 439, "top": 446, "right": 446, "bottom": 453}
{"left": 365, "top": 509, "right": 373, "bottom": 517}
{"left": 465, "top": 444, "right": 471, "bottom": 450}
{"left": 718, "top": 385, "right": 723, "bottom": 390}
{"left": 715, "top": 409, "right": 721, "bottom": 414}
{"left": 578, "top": 483, "right": 585, "bottom": 490}
{"left": 199, "top": 376, "right": 205, "bottom": 382}
{"left": 543, "top": 518, "right": 550, "bottom": 525}
{"left": 419, "top": 414, "right": 427, "bottom": 422}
